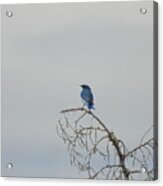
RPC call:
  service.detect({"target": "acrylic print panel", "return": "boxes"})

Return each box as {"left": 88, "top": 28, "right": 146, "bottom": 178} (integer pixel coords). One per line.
{"left": 1, "top": 1, "right": 158, "bottom": 180}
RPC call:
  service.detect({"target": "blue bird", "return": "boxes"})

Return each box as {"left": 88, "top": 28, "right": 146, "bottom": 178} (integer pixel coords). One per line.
{"left": 80, "top": 85, "right": 95, "bottom": 110}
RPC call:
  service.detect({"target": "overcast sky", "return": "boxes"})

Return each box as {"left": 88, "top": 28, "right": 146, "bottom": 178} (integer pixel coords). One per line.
{"left": 1, "top": 1, "right": 154, "bottom": 178}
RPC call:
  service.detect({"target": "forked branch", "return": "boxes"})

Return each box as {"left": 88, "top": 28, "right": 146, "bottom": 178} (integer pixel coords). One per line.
{"left": 57, "top": 107, "right": 156, "bottom": 180}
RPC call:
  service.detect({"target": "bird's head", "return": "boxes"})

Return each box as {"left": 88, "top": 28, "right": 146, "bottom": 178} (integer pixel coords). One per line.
{"left": 80, "top": 84, "right": 91, "bottom": 90}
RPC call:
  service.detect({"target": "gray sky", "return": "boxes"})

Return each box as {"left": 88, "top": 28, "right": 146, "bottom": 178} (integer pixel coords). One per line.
{"left": 1, "top": 1, "right": 154, "bottom": 178}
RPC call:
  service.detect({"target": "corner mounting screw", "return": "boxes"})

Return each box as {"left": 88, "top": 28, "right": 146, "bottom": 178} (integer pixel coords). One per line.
{"left": 6, "top": 10, "right": 13, "bottom": 17}
{"left": 6, "top": 163, "right": 13, "bottom": 169}
{"left": 140, "top": 8, "right": 147, "bottom": 14}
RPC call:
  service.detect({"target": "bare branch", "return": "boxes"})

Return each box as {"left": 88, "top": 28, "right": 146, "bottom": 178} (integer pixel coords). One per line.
{"left": 57, "top": 107, "right": 156, "bottom": 180}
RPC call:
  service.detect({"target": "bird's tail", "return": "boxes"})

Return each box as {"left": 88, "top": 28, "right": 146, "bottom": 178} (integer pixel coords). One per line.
{"left": 88, "top": 103, "right": 95, "bottom": 110}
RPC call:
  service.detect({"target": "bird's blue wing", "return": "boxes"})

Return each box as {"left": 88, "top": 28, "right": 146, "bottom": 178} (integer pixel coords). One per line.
{"left": 81, "top": 89, "right": 94, "bottom": 104}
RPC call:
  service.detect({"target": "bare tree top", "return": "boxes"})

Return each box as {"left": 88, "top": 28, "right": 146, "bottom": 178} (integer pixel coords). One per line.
{"left": 57, "top": 107, "right": 157, "bottom": 180}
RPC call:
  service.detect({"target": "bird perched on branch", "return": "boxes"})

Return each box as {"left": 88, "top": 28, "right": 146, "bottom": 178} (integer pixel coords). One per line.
{"left": 80, "top": 85, "right": 95, "bottom": 110}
